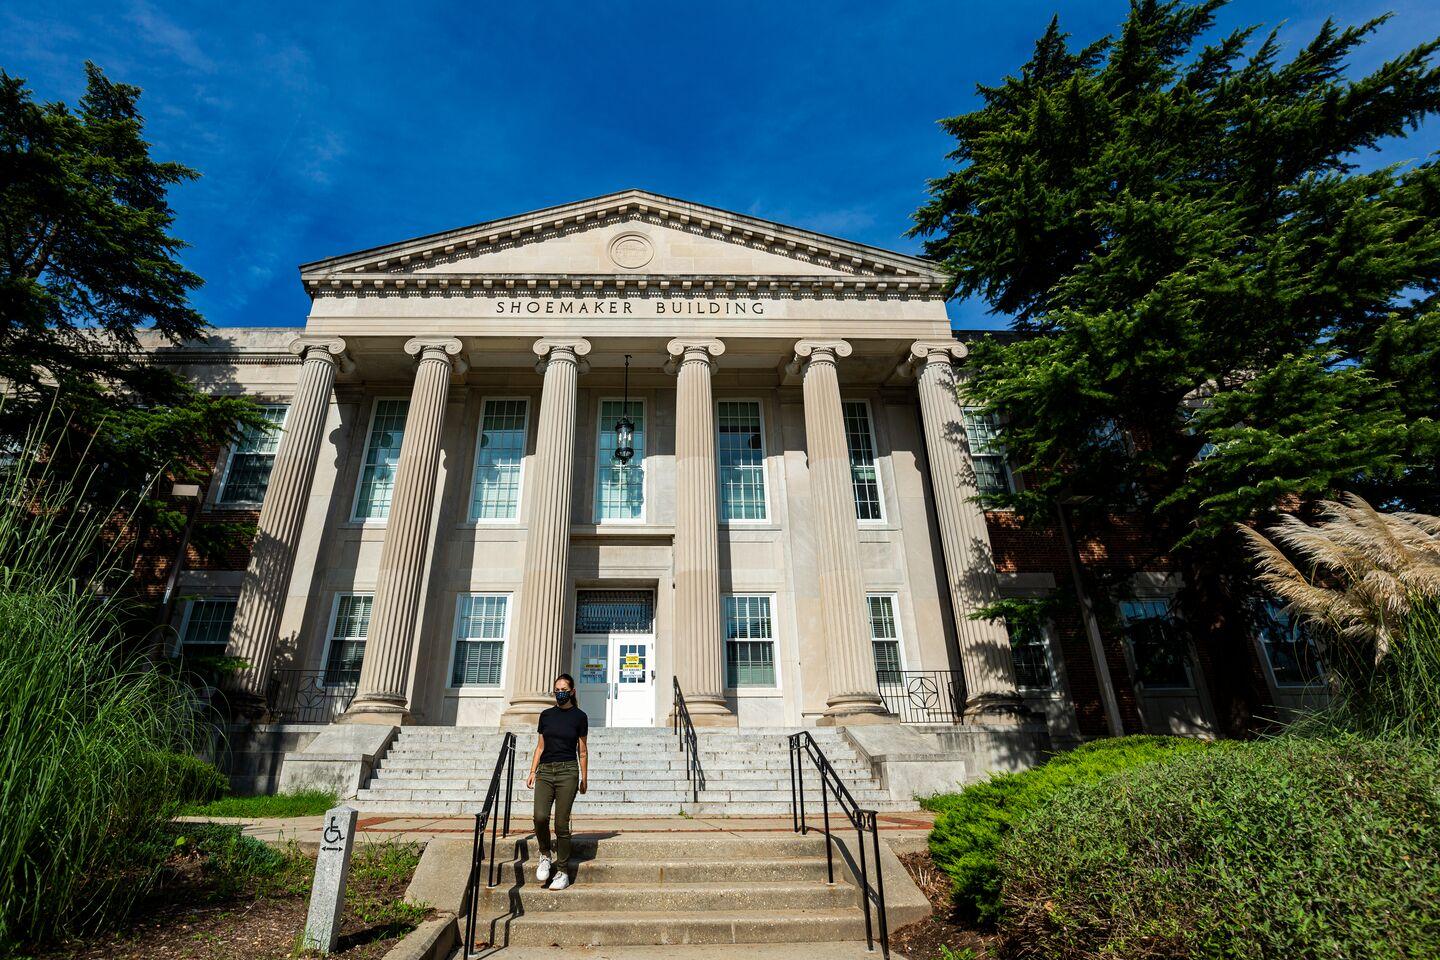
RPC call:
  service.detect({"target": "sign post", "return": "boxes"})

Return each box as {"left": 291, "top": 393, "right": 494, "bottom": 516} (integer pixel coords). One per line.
{"left": 303, "top": 804, "right": 359, "bottom": 953}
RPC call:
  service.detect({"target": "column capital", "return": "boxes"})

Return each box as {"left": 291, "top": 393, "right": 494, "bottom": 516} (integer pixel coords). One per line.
{"left": 665, "top": 337, "right": 725, "bottom": 374}
{"left": 904, "top": 339, "right": 970, "bottom": 376}
{"left": 532, "top": 337, "right": 592, "bottom": 374}
{"left": 287, "top": 335, "right": 353, "bottom": 372}
{"left": 404, "top": 336, "right": 467, "bottom": 375}
{"left": 788, "top": 338, "right": 852, "bottom": 375}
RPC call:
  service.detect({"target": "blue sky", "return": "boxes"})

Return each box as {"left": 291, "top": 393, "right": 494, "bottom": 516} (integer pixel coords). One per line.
{"left": 6, "top": 0, "right": 1438, "bottom": 331}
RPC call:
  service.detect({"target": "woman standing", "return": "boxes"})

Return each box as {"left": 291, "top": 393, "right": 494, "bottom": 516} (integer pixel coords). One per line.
{"left": 525, "top": 673, "right": 588, "bottom": 890}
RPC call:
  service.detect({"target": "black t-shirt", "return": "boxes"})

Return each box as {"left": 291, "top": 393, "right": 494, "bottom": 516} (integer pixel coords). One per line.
{"left": 537, "top": 705, "right": 588, "bottom": 764}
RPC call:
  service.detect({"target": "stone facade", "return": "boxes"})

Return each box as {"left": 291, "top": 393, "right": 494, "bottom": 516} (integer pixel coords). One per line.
{"left": 147, "top": 191, "right": 1320, "bottom": 739}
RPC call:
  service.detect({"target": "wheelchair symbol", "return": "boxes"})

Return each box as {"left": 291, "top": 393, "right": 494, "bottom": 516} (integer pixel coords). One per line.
{"left": 323, "top": 817, "right": 343, "bottom": 844}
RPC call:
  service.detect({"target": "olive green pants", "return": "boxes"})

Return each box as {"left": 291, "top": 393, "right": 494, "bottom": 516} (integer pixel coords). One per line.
{"left": 533, "top": 760, "right": 579, "bottom": 874}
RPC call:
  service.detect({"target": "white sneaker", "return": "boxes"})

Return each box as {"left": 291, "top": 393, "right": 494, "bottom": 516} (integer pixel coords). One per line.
{"left": 535, "top": 856, "right": 552, "bottom": 883}
{"left": 550, "top": 871, "right": 570, "bottom": 890}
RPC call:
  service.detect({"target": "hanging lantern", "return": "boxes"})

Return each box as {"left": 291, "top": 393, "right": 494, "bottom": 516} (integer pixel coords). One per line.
{"left": 614, "top": 354, "right": 635, "bottom": 465}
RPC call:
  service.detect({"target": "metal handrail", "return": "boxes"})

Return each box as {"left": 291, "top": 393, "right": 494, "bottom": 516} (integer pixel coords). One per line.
{"left": 463, "top": 731, "right": 517, "bottom": 957}
{"left": 875, "top": 669, "right": 965, "bottom": 724}
{"left": 789, "top": 731, "right": 890, "bottom": 958}
{"left": 671, "top": 678, "right": 705, "bottom": 802}
{"left": 266, "top": 669, "right": 357, "bottom": 723}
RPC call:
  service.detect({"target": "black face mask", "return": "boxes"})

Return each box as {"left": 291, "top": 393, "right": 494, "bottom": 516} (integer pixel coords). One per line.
{"left": 554, "top": 690, "right": 572, "bottom": 705}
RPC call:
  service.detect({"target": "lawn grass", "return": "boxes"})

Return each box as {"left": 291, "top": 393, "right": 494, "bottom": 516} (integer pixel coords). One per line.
{"left": 180, "top": 790, "right": 338, "bottom": 818}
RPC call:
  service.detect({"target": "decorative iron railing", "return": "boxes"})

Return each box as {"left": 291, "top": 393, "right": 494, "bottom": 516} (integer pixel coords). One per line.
{"left": 789, "top": 731, "right": 890, "bottom": 958}
{"left": 671, "top": 678, "right": 706, "bottom": 801}
{"left": 875, "top": 670, "right": 965, "bottom": 724}
{"left": 267, "top": 669, "right": 357, "bottom": 723}
{"left": 462, "top": 732, "right": 517, "bottom": 957}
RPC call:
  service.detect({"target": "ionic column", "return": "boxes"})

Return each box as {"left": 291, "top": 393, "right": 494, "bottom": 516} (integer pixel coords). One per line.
{"left": 666, "top": 338, "right": 736, "bottom": 726}
{"left": 501, "top": 338, "right": 591, "bottom": 727}
{"left": 909, "top": 340, "right": 1024, "bottom": 721}
{"left": 230, "top": 336, "right": 349, "bottom": 703}
{"left": 792, "top": 340, "right": 894, "bottom": 724}
{"left": 343, "top": 337, "right": 464, "bottom": 724}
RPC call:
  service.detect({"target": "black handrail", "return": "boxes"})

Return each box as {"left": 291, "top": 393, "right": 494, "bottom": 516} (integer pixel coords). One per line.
{"left": 789, "top": 731, "right": 890, "bottom": 958}
{"left": 462, "top": 731, "right": 517, "bottom": 957}
{"left": 671, "top": 678, "right": 705, "bottom": 802}
{"left": 266, "top": 669, "right": 357, "bottom": 723}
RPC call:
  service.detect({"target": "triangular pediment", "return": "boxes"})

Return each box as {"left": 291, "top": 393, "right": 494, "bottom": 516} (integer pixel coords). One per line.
{"left": 299, "top": 190, "right": 947, "bottom": 290}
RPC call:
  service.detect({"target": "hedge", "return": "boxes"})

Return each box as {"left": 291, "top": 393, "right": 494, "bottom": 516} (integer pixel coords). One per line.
{"left": 999, "top": 736, "right": 1440, "bottom": 959}
{"left": 925, "top": 736, "right": 1208, "bottom": 924}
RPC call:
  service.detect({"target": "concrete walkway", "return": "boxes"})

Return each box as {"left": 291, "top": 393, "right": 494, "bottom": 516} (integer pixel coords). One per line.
{"left": 177, "top": 811, "right": 936, "bottom": 855}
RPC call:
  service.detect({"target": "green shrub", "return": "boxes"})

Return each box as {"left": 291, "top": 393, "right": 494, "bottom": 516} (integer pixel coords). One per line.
{"left": 153, "top": 752, "right": 230, "bottom": 803}
{"left": 0, "top": 432, "right": 200, "bottom": 952}
{"left": 999, "top": 737, "right": 1440, "bottom": 959}
{"left": 169, "top": 823, "right": 312, "bottom": 898}
{"left": 181, "top": 789, "right": 338, "bottom": 819}
{"left": 927, "top": 736, "right": 1209, "bottom": 924}
{"left": 1302, "top": 600, "right": 1440, "bottom": 742}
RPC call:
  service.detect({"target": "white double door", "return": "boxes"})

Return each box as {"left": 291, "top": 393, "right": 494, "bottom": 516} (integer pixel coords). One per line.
{"left": 571, "top": 589, "right": 656, "bottom": 727}
{"left": 574, "top": 635, "right": 654, "bottom": 727}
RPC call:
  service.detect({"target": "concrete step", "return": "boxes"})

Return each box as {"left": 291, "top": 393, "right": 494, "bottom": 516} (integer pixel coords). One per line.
{"left": 379, "top": 754, "right": 869, "bottom": 772}
{"left": 365, "top": 782, "right": 881, "bottom": 794}
{"left": 529, "top": 857, "right": 836, "bottom": 884}
{"left": 471, "top": 879, "right": 857, "bottom": 913}
{"left": 477, "top": 909, "right": 868, "bottom": 946}
{"left": 383, "top": 748, "right": 835, "bottom": 759}
{"left": 512, "top": 834, "right": 835, "bottom": 859}
{"left": 357, "top": 787, "right": 893, "bottom": 803}
{"left": 365, "top": 776, "right": 883, "bottom": 793}
{"left": 371, "top": 764, "right": 869, "bottom": 782}
{"left": 393, "top": 729, "right": 809, "bottom": 737}
{"left": 353, "top": 799, "right": 914, "bottom": 815}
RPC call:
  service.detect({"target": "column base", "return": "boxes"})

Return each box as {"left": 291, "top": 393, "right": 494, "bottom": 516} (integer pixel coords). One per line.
{"left": 818, "top": 694, "right": 897, "bottom": 726}
{"left": 499, "top": 696, "right": 551, "bottom": 730}
{"left": 677, "top": 694, "right": 739, "bottom": 728}
{"left": 669, "top": 695, "right": 739, "bottom": 728}
{"left": 962, "top": 693, "right": 1032, "bottom": 725}
{"left": 339, "top": 694, "right": 412, "bottom": 726}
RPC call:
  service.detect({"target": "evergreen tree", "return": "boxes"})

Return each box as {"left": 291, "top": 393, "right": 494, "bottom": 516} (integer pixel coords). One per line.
{"left": 913, "top": 0, "right": 1440, "bottom": 734}
{"left": 0, "top": 63, "right": 260, "bottom": 605}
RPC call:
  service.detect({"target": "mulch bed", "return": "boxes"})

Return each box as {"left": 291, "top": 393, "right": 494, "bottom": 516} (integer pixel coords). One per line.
{"left": 35, "top": 846, "right": 430, "bottom": 960}
{"left": 888, "top": 851, "right": 999, "bottom": 960}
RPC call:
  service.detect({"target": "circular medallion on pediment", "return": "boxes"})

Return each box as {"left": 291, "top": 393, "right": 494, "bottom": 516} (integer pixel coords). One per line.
{"left": 608, "top": 232, "right": 654, "bottom": 270}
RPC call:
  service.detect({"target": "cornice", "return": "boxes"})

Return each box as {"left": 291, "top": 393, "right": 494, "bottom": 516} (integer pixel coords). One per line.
{"left": 303, "top": 272, "right": 945, "bottom": 300}
{"left": 131, "top": 350, "right": 300, "bottom": 366}
{"left": 298, "top": 189, "right": 949, "bottom": 286}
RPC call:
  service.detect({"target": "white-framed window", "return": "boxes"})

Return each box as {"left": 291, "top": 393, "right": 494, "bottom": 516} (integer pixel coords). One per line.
{"left": 218, "top": 404, "right": 289, "bottom": 504}
{"left": 594, "top": 399, "right": 646, "bottom": 522}
{"left": 717, "top": 400, "right": 768, "bottom": 521}
{"left": 724, "top": 594, "right": 776, "bottom": 687}
{"left": 1007, "top": 618, "right": 1055, "bottom": 690}
{"left": 174, "top": 597, "right": 237, "bottom": 657}
{"left": 449, "top": 594, "right": 511, "bottom": 687}
{"left": 353, "top": 398, "right": 409, "bottom": 521}
{"left": 1120, "top": 597, "right": 1193, "bottom": 690}
{"left": 471, "top": 398, "right": 529, "bottom": 521}
{"left": 1256, "top": 601, "right": 1325, "bottom": 687}
{"left": 843, "top": 400, "right": 885, "bottom": 522}
{"left": 867, "top": 594, "right": 903, "bottom": 679}
{"left": 322, "top": 594, "right": 373, "bottom": 686}
{"left": 961, "top": 408, "right": 1013, "bottom": 495}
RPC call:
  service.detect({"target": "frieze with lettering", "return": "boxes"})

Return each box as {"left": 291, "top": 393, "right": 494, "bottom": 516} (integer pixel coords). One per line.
{"left": 493, "top": 298, "right": 768, "bottom": 316}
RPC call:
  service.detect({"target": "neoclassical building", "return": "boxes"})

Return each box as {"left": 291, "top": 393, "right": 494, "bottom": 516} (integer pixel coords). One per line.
{"left": 152, "top": 190, "right": 1325, "bottom": 743}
